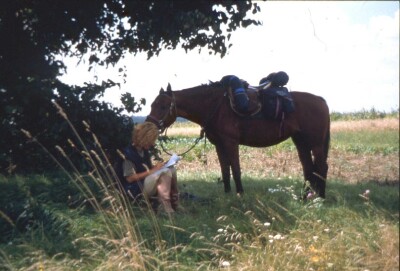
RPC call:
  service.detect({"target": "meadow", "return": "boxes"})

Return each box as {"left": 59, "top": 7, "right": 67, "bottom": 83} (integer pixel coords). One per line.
{"left": 0, "top": 112, "right": 398, "bottom": 270}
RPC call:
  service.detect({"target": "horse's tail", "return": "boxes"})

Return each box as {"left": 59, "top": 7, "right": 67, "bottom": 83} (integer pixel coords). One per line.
{"left": 324, "top": 124, "right": 330, "bottom": 159}
{"left": 324, "top": 107, "right": 331, "bottom": 159}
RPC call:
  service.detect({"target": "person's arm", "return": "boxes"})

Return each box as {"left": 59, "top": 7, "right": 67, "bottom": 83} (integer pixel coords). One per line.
{"left": 124, "top": 161, "right": 165, "bottom": 183}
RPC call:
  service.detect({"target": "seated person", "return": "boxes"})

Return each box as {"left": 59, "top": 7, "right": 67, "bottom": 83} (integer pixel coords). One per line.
{"left": 121, "top": 122, "right": 179, "bottom": 214}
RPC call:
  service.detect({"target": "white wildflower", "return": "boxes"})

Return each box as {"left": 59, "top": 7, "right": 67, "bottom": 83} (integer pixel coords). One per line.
{"left": 221, "top": 261, "right": 230, "bottom": 268}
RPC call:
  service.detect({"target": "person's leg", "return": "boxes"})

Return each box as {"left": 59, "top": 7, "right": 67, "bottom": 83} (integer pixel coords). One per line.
{"left": 169, "top": 167, "right": 179, "bottom": 210}
{"left": 157, "top": 172, "right": 174, "bottom": 213}
{"left": 143, "top": 173, "right": 161, "bottom": 212}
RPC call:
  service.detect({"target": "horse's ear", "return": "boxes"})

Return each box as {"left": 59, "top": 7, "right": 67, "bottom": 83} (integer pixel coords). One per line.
{"left": 159, "top": 87, "right": 164, "bottom": 94}
{"left": 166, "top": 83, "right": 172, "bottom": 93}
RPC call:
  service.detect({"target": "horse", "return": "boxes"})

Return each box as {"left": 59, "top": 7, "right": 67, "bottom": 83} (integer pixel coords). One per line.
{"left": 146, "top": 82, "right": 330, "bottom": 198}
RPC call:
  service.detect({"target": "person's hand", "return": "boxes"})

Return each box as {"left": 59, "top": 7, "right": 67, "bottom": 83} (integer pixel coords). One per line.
{"left": 152, "top": 162, "right": 165, "bottom": 171}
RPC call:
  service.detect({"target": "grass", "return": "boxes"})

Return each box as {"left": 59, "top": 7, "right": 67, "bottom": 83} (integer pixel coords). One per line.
{"left": 1, "top": 175, "right": 398, "bottom": 270}
{"left": 0, "top": 112, "right": 398, "bottom": 270}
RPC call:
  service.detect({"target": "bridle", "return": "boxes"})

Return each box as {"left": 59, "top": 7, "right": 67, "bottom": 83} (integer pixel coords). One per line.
{"left": 146, "top": 92, "right": 177, "bottom": 132}
{"left": 146, "top": 92, "right": 205, "bottom": 157}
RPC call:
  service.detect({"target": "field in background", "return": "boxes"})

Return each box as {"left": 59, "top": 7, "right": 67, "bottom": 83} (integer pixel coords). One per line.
{"left": 0, "top": 114, "right": 398, "bottom": 270}
{"left": 166, "top": 117, "right": 399, "bottom": 135}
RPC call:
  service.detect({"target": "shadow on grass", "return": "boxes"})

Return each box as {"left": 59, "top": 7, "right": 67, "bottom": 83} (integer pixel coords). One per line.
{"left": 1, "top": 173, "right": 398, "bottom": 256}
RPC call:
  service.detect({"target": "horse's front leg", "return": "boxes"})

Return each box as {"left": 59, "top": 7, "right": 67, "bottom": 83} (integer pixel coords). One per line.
{"left": 215, "top": 144, "right": 231, "bottom": 193}
{"left": 217, "top": 140, "right": 244, "bottom": 194}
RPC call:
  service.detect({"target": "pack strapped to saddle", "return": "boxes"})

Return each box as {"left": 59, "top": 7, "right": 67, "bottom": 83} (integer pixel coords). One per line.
{"left": 220, "top": 75, "right": 250, "bottom": 114}
{"left": 221, "top": 72, "right": 295, "bottom": 120}
{"left": 259, "top": 86, "right": 295, "bottom": 120}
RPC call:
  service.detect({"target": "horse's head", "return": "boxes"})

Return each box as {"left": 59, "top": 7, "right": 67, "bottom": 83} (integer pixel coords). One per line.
{"left": 146, "top": 83, "right": 177, "bottom": 132}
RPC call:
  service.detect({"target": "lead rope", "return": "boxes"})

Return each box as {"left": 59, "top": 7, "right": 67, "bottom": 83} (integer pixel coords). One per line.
{"left": 158, "top": 126, "right": 206, "bottom": 158}
{"left": 201, "top": 130, "right": 208, "bottom": 165}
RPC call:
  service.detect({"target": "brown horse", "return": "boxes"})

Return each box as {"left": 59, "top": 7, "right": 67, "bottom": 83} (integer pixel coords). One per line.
{"left": 146, "top": 82, "right": 330, "bottom": 198}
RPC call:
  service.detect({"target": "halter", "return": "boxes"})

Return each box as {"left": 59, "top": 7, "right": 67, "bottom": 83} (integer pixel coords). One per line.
{"left": 146, "top": 92, "right": 205, "bottom": 157}
{"left": 146, "top": 92, "right": 177, "bottom": 132}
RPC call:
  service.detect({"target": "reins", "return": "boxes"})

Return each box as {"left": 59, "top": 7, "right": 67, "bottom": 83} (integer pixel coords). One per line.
{"left": 149, "top": 91, "right": 207, "bottom": 158}
{"left": 158, "top": 126, "right": 206, "bottom": 157}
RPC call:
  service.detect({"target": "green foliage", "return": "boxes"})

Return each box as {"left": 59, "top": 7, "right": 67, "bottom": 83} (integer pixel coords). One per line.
{"left": 0, "top": 83, "right": 135, "bottom": 173}
{"left": 0, "top": 174, "right": 80, "bottom": 243}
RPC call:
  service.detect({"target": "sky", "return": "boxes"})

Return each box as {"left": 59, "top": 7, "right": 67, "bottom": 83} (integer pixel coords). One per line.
{"left": 59, "top": 1, "right": 399, "bottom": 115}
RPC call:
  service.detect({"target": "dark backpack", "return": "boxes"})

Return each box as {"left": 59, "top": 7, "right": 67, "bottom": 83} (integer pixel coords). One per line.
{"left": 260, "top": 87, "right": 295, "bottom": 120}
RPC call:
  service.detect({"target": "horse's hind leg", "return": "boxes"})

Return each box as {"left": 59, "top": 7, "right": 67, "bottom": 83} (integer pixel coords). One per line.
{"left": 292, "top": 135, "right": 323, "bottom": 198}
{"left": 216, "top": 144, "right": 231, "bottom": 193}
{"left": 227, "top": 143, "right": 243, "bottom": 194}
{"left": 311, "top": 146, "right": 328, "bottom": 198}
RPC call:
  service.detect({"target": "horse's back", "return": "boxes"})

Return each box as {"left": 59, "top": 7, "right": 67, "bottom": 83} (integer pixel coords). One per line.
{"left": 291, "top": 91, "right": 329, "bottom": 117}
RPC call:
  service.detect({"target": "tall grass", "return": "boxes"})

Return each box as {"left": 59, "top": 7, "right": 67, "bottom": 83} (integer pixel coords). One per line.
{"left": 1, "top": 102, "right": 175, "bottom": 270}
{"left": 1, "top": 174, "right": 398, "bottom": 270}
{"left": 0, "top": 108, "right": 398, "bottom": 270}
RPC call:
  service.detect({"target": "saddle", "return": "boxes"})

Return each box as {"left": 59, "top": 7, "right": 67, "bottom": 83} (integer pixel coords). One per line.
{"left": 227, "top": 83, "right": 295, "bottom": 120}
{"left": 227, "top": 86, "right": 262, "bottom": 116}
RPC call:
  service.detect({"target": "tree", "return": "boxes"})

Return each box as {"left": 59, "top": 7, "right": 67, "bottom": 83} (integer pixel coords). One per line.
{"left": 0, "top": 0, "right": 261, "bottom": 173}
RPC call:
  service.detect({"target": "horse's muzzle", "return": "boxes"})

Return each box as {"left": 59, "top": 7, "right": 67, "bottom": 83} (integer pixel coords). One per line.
{"left": 145, "top": 115, "right": 164, "bottom": 131}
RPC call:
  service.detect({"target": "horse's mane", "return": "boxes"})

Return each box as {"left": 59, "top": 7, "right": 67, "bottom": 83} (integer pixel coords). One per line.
{"left": 179, "top": 81, "right": 224, "bottom": 101}
{"left": 202, "top": 80, "right": 223, "bottom": 87}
